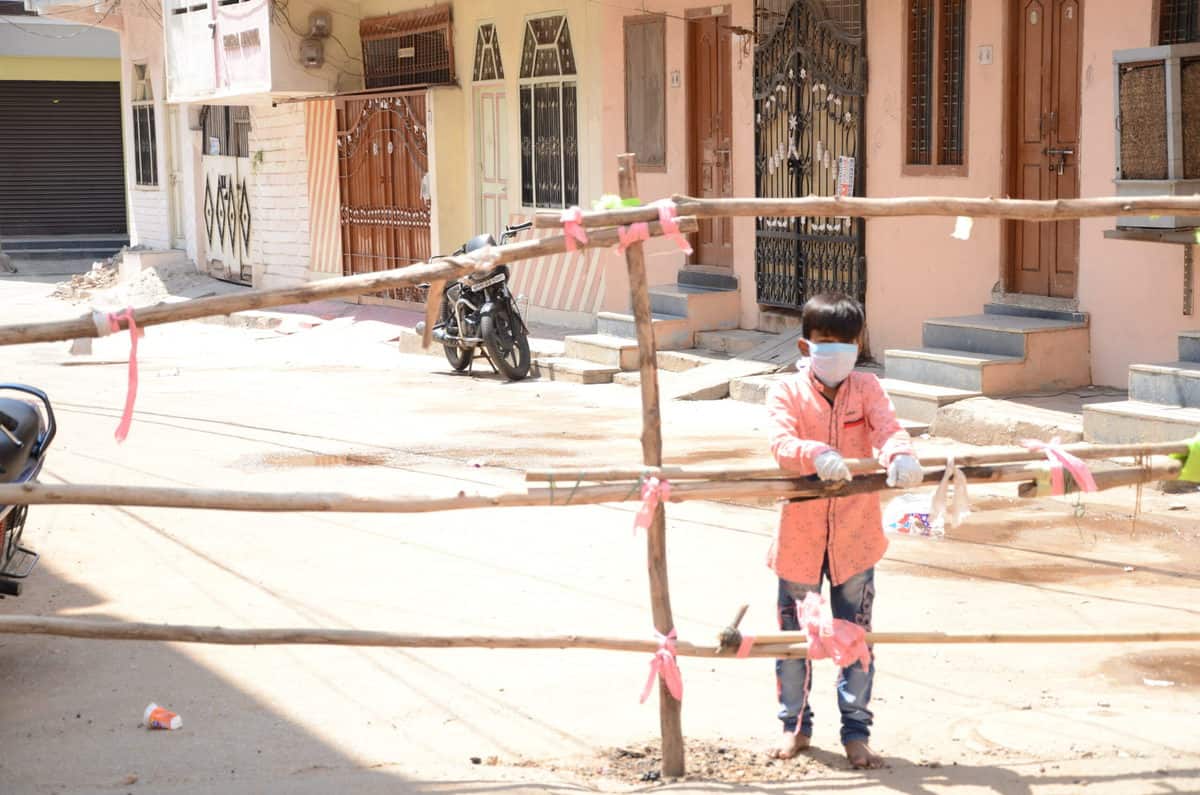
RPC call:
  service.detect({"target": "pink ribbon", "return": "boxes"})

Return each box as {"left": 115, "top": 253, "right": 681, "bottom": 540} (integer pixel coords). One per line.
{"left": 560, "top": 207, "right": 588, "bottom": 252}
{"left": 736, "top": 634, "right": 756, "bottom": 658}
{"left": 108, "top": 308, "right": 142, "bottom": 443}
{"left": 798, "top": 592, "right": 871, "bottom": 671}
{"left": 1022, "top": 437, "right": 1098, "bottom": 496}
{"left": 616, "top": 222, "right": 650, "bottom": 254}
{"left": 640, "top": 629, "right": 683, "bottom": 703}
{"left": 653, "top": 201, "right": 693, "bottom": 254}
{"left": 633, "top": 477, "right": 670, "bottom": 534}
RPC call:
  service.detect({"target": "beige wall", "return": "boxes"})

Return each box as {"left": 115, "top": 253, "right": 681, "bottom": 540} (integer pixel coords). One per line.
{"left": 864, "top": 0, "right": 1007, "bottom": 359}
{"left": 597, "top": 1, "right": 756, "bottom": 321}
{"left": 120, "top": 8, "right": 171, "bottom": 250}
{"left": 865, "top": 0, "right": 1193, "bottom": 386}
{"left": 1077, "top": 0, "right": 1190, "bottom": 386}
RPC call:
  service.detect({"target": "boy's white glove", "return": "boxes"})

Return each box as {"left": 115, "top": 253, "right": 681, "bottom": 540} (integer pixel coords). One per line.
{"left": 886, "top": 454, "right": 924, "bottom": 488}
{"left": 814, "top": 449, "right": 853, "bottom": 482}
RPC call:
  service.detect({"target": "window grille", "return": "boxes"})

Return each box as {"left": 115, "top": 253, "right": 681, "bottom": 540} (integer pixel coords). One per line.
{"left": 361, "top": 4, "right": 454, "bottom": 89}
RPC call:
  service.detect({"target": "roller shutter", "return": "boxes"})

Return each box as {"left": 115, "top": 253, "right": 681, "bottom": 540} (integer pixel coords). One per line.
{"left": 0, "top": 80, "right": 127, "bottom": 236}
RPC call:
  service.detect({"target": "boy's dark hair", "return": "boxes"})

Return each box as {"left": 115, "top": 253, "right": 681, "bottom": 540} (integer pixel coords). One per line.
{"left": 801, "top": 293, "right": 865, "bottom": 341}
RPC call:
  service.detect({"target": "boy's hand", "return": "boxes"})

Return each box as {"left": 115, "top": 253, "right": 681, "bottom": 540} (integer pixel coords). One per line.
{"left": 886, "top": 454, "right": 924, "bottom": 488}
{"left": 814, "top": 449, "right": 853, "bottom": 482}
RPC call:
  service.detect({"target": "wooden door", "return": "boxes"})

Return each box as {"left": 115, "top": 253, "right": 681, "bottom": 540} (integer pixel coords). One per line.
{"left": 1010, "top": 0, "right": 1082, "bottom": 298}
{"left": 688, "top": 14, "right": 733, "bottom": 267}
{"left": 475, "top": 86, "right": 509, "bottom": 239}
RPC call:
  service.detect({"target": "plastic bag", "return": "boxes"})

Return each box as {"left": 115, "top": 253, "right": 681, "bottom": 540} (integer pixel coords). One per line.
{"left": 882, "top": 492, "right": 944, "bottom": 539}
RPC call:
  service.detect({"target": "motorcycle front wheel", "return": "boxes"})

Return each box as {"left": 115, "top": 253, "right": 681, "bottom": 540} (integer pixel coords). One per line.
{"left": 443, "top": 344, "right": 471, "bottom": 371}
{"left": 481, "top": 306, "right": 531, "bottom": 381}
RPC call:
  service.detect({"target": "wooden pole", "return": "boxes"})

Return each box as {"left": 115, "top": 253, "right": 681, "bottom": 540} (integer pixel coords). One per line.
{"left": 1017, "top": 457, "right": 1182, "bottom": 496}
{"left": 0, "top": 615, "right": 1195, "bottom": 656}
{"left": 0, "top": 218, "right": 697, "bottom": 348}
{"left": 524, "top": 440, "right": 1194, "bottom": 483}
{"left": 531, "top": 193, "right": 1200, "bottom": 229}
{"left": 0, "top": 457, "right": 1180, "bottom": 514}
{"left": 618, "top": 154, "right": 684, "bottom": 778}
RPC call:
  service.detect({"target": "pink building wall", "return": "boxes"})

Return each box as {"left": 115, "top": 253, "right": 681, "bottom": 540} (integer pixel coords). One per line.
{"left": 865, "top": 0, "right": 1196, "bottom": 386}
{"left": 597, "top": 2, "right": 756, "bottom": 323}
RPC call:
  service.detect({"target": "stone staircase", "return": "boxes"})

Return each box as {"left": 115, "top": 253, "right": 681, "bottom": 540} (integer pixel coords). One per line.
{"left": 0, "top": 234, "right": 128, "bottom": 262}
{"left": 1084, "top": 331, "right": 1200, "bottom": 442}
{"left": 534, "top": 270, "right": 744, "bottom": 385}
{"left": 882, "top": 304, "right": 1091, "bottom": 424}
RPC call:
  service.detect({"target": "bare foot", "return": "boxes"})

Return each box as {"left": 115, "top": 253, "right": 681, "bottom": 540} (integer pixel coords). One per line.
{"left": 844, "top": 740, "right": 884, "bottom": 769}
{"left": 767, "top": 732, "right": 811, "bottom": 760}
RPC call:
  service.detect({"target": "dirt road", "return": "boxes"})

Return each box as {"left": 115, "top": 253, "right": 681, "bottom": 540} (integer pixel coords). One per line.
{"left": 0, "top": 276, "right": 1197, "bottom": 794}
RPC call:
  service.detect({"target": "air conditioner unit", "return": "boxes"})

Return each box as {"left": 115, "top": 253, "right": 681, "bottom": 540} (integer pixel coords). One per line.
{"left": 1114, "top": 43, "right": 1200, "bottom": 228}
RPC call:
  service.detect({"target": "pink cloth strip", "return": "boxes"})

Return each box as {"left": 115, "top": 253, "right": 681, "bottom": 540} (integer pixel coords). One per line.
{"left": 616, "top": 222, "right": 651, "bottom": 254}
{"left": 653, "top": 201, "right": 693, "bottom": 254}
{"left": 109, "top": 307, "right": 141, "bottom": 442}
{"left": 640, "top": 629, "right": 683, "bottom": 703}
{"left": 560, "top": 207, "right": 588, "bottom": 252}
{"left": 799, "top": 592, "right": 872, "bottom": 671}
{"left": 633, "top": 477, "right": 670, "bottom": 534}
{"left": 736, "top": 634, "right": 756, "bottom": 659}
{"left": 1022, "top": 437, "right": 1098, "bottom": 496}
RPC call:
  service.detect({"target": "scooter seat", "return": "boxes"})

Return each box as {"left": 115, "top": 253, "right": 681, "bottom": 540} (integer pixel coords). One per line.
{"left": 0, "top": 398, "right": 42, "bottom": 482}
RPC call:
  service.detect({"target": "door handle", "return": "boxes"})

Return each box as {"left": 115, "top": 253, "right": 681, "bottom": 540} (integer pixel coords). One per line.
{"left": 1046, "top": 147, "right": 1074, "bottom": 156}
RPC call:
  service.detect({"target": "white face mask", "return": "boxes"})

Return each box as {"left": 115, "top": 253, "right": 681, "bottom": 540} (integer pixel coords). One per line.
{"left": 803, "top": 340, "right": 858, "bottom": 387}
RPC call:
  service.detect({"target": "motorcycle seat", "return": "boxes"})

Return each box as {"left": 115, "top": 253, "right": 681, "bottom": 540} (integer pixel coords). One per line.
{"left": 0, "top": 398, "right": 42, "bottom": 483}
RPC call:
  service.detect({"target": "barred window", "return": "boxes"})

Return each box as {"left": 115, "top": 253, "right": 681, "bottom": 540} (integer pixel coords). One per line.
{"left": 131, "top": 64, "right": 158, "bottom": 187}
{"left": 473, "top": 22, "right": 504, "bottom": 82}
{"left": 360, "top": 4, "right": 454, "bottom": 89}
{"left": 1160, "top": 0, "right": 1200, "bottom": 43}
{"left": 905, "top": 0, "right": 967, "bottom": 168}
{"left": 518, "top": 15, "right": 578, "bottom": 208}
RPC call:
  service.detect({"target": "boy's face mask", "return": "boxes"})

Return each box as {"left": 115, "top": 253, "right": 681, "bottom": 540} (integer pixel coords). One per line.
{"left": 802, "top": 340, "right": 858, "bottom": 387}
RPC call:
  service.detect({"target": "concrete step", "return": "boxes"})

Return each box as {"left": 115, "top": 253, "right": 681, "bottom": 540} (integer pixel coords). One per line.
{"left": 2, "top": 236, "right": 127, "bottom": 252}
{"left": 648, "top": 284, "right": 739, "bottom": 332}
{"left": 1129, "top": 361, "right": 1200, "bottom": 407}
{"left": 678, "top": 266, "right": 738, "bottom": 291}
{"left": 695, "top": 328, "right": 778, "bottom": 356}
{"left": 618, "top": 359, "right": 776, "bottom": 400}
{"left": 562, "top": 334, "right": 638, "bottom": 370}
{"left": 923, "top": 313, "right": 1088, "bottom": 358}
{"left": 658, "top": 348, "right": 732, "bottom": 372}
{"left": 532, "top": 357, "right": 619, "bottom": 385}
{"left": 884, "top": 347, "right": 1025, "bottom": 393}
{"left": 1083, "top": 399, "right": 1200, "bottom": 443}
{"left": 879, "top": 377, "right": 980, "bottom": 425}
{"left": 597, "top": 311, "right": 693, "bottom": 350}
{"left": 7, "top": 248, "right": 123, "bottom": 260}
{"left": 931, "top": 396, "right": 1083, "bottom": 446}
{"left": 1178, "top": 331, "right": 1200, "bottom": 363}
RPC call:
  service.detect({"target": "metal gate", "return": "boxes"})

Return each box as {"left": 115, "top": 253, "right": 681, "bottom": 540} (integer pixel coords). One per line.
{"left": 753, "top": 0, "right": 866, "bottom": 309}
{"left": 201, "top": 105, "right": 253, "bottom": 284}
{"left": 336, "top": 93, "right": 431, "bottom": 304}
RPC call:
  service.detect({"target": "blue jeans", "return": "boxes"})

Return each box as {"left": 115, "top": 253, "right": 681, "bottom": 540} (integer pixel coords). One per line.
{"left": 775, "top": 565, "right": 876, "bottom": 743}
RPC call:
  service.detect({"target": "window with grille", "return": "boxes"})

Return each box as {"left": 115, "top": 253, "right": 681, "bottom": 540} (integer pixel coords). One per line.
{"left": 361, "top": 4, "right": 454, "bottom": 89}
{"left": 519, "top": 15, "right": 579, "bottom": 208}
{"left": 473, "top": 22, "right": 504, "bottom": 82}
{"left": 624, "top": 16, "right": 666, "bottom": 169}
{"left": 1160, "top": 0, "right": 1200, "bottom": 43}
{"left": 132, "top": 64, "right": 158, "bottom": 187}
{"left": 200, "top": 105, "right": 251, "bottom": 157}
{"left": 905, "top": 0, "right": 967, "bottom": 168}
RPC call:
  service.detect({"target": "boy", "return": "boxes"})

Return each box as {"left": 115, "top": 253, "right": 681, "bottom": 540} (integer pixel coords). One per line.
{"left": 765, "top": 293, "right": 923, "bottom": 769}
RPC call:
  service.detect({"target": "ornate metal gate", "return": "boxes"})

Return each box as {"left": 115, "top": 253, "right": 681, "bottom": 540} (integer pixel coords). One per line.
{"left": 336, "top": 93, "right": 431, "bottom": 304}
{"left": 754, "top": 0, "right": 866, "bottom": 309}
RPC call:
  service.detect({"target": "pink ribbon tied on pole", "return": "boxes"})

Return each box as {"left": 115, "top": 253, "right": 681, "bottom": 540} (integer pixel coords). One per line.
{"left": 652, "top": 201, "right": 693, "bottom": 254}
{"left": 640, "top": 629, "right": 683, "bottom": 704}
{"left": 633, "top": 476, "right": 670, "bottom": 534}
{"left": 560, "top": 206, "right": 588, "bottom": 252}
{"left": 94, "top": 307, "right": 142, "bottom": 443}
{"left": 616, "top": 222, "right": 650, "bottom": 254}
{"left": 1022, "top": 437, "right": 1098, "bottom": 496}
{"left": 799, "top": 592, "right": 872, "bottom": 671}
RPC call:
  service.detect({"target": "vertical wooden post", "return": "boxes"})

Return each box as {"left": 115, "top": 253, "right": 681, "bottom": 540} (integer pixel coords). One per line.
{"left": 617, "top": 153, "right": 684, "bottom": 778}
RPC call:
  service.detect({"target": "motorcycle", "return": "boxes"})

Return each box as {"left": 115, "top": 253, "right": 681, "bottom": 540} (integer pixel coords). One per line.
{"left": 416, "top": 221, "right": 534, "bottom": 381}
{"left": 0, "top": 385, "right": 55, "bottom": 598}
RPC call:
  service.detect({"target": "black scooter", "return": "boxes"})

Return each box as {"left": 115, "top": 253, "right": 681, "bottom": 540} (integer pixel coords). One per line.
{"left": 416, "top": 222, "right": 533, "bottom": 381}
{"left": 0, "top": 385, "right": 55, "bottom": 597}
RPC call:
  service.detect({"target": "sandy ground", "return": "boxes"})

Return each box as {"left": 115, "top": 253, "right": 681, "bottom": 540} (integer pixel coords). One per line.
{"left": 0, "top": 274, "right": 1197, "bottom": 794}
